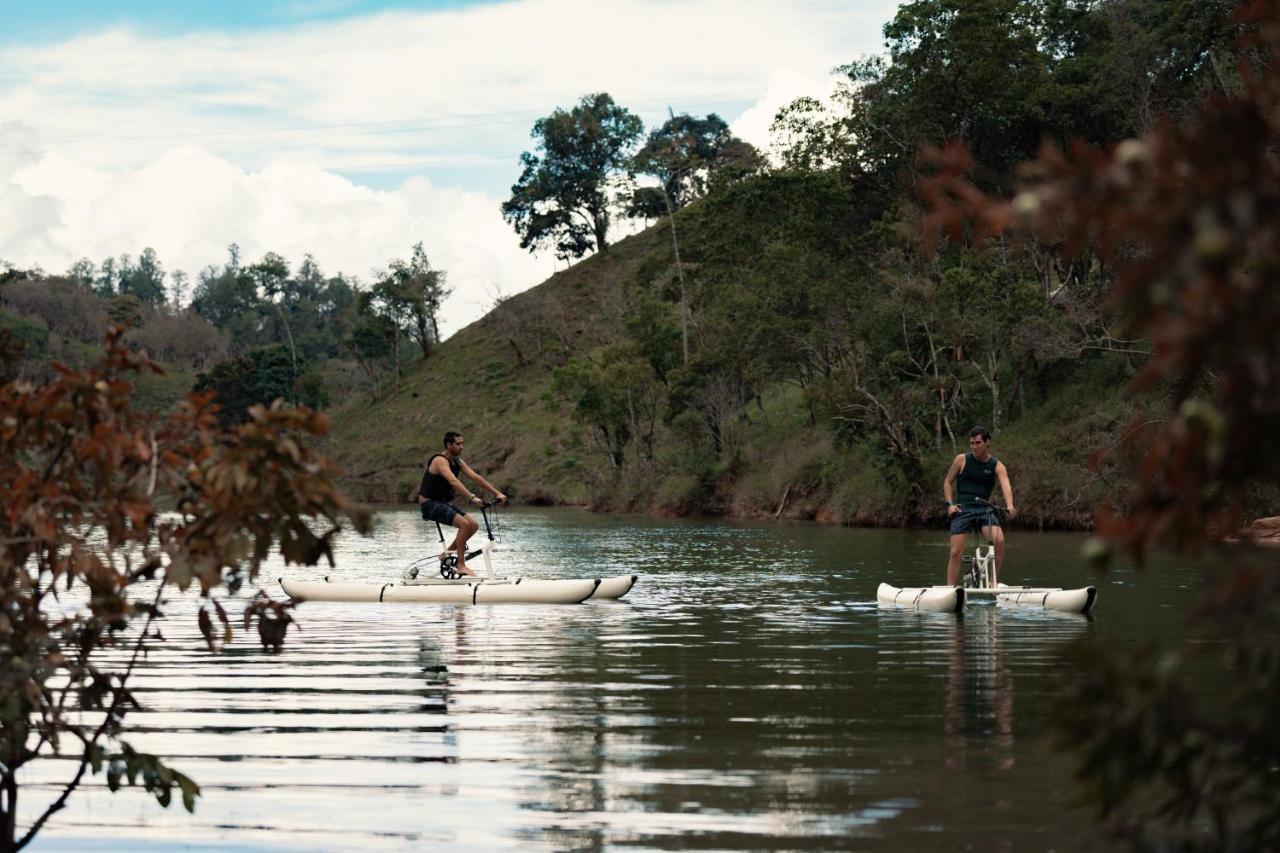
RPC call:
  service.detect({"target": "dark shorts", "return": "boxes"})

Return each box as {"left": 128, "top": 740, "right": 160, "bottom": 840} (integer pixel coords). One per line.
{"left": 420, "top": 499, "right": 467, "bottom": 526}
{"left": 949, "top": 507, "right": 1000, "bottom": 536}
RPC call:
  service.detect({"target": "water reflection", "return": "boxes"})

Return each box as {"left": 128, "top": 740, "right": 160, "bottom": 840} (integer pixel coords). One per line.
{"left": 944, "top": 608, "right": 1015, "bottom": 769}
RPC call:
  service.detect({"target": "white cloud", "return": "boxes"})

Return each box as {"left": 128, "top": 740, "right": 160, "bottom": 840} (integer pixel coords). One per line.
{"left": 0, "top": 0, "right": 897, "bottom": 331}
{"left": 730, "top": 68, "right": 839, "bottom": 161}
{"left": 10, "top": 142, "right": 556, "bottom": 337}
{"left": 0, "top": 124, "right": 63, "bottom": 267}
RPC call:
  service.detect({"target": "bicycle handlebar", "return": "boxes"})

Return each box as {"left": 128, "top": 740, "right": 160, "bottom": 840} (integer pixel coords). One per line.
{"left": 950, "top": 497, "right": 1008, "bottom": 515}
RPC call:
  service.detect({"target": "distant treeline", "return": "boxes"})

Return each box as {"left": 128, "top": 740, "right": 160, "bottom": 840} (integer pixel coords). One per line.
{"left": 0, "top": 240, "right": 448, "bottom": 422}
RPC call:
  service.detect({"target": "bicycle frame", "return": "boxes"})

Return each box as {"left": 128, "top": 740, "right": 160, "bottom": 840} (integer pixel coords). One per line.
{"left": 962, "top": 532, "right": 996, "bottom": 589}
{"left": 404, "top": 501, "right": 501, "bottom": 581}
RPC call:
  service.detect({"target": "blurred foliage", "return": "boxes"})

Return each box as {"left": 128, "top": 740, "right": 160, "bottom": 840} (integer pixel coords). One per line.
{"left": 0, "top": 328, "right": 369, "bottom": 849}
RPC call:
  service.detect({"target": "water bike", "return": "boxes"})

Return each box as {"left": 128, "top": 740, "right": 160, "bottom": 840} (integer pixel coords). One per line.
{"left": 878, "top": 500, "right": 1097, "bottom": 614}
{"left": 281, "top": 501, "right": 638, "bottom": 605}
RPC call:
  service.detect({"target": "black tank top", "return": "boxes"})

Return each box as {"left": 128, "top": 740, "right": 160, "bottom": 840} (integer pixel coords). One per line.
{"left": 955, "top": 452, "right": 999, "bottom": 508}
{"left": 419, "top": 453, "right": 461, "bottom": 502}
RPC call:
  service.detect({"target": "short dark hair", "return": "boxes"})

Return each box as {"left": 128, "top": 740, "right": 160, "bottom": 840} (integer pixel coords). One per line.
{"left": 443, "top": 431, "right": 462, "bottom": 447}
{"left": 968, "top": 426, "right": 991, "bottom": 442}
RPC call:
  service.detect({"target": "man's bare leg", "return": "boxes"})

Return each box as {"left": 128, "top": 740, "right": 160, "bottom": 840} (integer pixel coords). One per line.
{"left": 453, "top": 514, "right": 480, "bottom": 576}
{"left": 947, "top": 533, "right": 967, "bottom": 585}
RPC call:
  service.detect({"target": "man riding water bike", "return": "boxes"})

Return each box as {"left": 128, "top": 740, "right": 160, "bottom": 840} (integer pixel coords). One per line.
{"left": 943, "top": 426, "right": 1016, "bottom": 587}
{"left": 417, "top": 431, "right": 506, "bottom": 577}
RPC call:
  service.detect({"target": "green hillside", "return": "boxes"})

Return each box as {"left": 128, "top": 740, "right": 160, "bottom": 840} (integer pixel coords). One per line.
{"left": 324, "top": 224, "right": 663, "bottom": 507}
{"left": 323, "top": 210, "right": 1145, "bottom": 531}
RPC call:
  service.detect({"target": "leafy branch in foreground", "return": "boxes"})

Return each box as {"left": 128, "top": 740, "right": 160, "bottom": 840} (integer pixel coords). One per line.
{"left": 0, "top": 327, "right": 370, "bottom": 851}
{"left": 920, "top": 1, "right": 1280, "bottom": 848}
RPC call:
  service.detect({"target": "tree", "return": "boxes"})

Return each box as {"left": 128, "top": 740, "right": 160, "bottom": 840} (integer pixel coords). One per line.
{"left": 120, "top": 247, "right": 166, "bottom": 305}
{"left": 66, "top": 258, "right": 95, "bottom": 289}
{"left": 366, "top": 280, "right": 409, "bottom": 382}
{"left": 630, "top": 112, "right": 761, "bottom": 366}
{"left": 502, "top": 92, "right": 643, "bottom": 261}
{"left": 344, "top": 314, "right": 394, "bottom": 401}
{"left": 920, "top": 1, "right": 1280, "bottom": 845}
{"left": 248, "top": 252, "right": 298, "bottom": 379}
{"left": 194, "top": 346, "right": 297, "bottom": 429}
{"left": 169, "top": 270, "right": 189, "bottom": 310}
{"left": 385, "top": 243, "right": 450, "bottom": 360}
{"left": 631, "top": 112, "right": 762, "bottom": 210}
{"left": 0, "top": 327, "right": 369, "bottom": 851}
{"left": 191, "top": 249, "right": 262, "bottom": 346}
{"left": 94, "top": 257, "right": 117, "bottom": 299}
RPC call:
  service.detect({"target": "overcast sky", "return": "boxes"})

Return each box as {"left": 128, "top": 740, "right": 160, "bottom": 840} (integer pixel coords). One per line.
{"left": 0, "top": 0, "right": 903, "bottom": 335}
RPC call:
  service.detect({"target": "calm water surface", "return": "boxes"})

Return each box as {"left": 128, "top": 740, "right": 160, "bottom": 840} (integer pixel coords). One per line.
{"left": 26, "top": 507, "right": 1207, "bottom": 851}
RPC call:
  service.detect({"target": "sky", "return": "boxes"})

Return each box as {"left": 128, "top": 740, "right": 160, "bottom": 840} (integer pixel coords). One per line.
{"left": 0, "top": 0, "right": 903, "bottom": 336}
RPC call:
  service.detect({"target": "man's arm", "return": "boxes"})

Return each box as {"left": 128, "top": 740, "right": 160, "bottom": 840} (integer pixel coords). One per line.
{"left": 943, "top": 454, "right": 964, "bottom": 515}
{"left": 996, "top": 462, "right": 1016, "bottom": 518}
{"left": 458, "top": 460, "right": 507, "bottom": 502}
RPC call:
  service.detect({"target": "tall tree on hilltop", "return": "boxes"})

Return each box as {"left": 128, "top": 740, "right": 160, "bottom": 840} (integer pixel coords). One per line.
{"left": 67, "top": 258, "right": 96, "bottom": 289}
{"left": 386, "top": 242, "right": 450, "bottom": 359}
{"left": 631, "top": 112, "right": 763, "bottom": 211}
{"left": 502, "top": 92, "right": 643, "bottom": 261}
{"left": 120, "top": 247, "right": 167, "bottom": 305}
{"left": 629, "top": 112, "right": 764, "bottom": 365}
{"left": 248, "top": 252, "right": 298, "bottom": 379}
{"left": 94, "top": 256, "right": 117, "bottom": 298}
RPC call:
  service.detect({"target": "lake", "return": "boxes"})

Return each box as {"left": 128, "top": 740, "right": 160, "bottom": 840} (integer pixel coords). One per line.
{"left": 25, "top": 506, "right": 1204, "bottom": 851}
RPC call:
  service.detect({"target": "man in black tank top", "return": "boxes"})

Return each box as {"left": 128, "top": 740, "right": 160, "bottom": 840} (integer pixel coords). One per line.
{"left": 416, "top": 431, "right": 507, "bottom": 576}
{"left": 942, "top": 426, "right": 1016, "bottom": 586}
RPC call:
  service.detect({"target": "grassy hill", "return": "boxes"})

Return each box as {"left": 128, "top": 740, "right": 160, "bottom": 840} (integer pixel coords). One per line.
{"left": 324, "top": 223, "right": 664, "bottom": 507}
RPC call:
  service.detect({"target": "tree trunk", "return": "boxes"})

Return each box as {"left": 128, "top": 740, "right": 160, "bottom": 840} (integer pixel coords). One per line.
{"left": 593, "top": 207, "right": 609, "bottom": 254}
{"left": 416, "top": 313, "right": 431, "bottom": 360}
{"left": 273, "top": 302, "right": 297, "bottom": 380}
{"left": 392, "top": 322, "right": 402, "bottom": 382}
{"left": 662, "top": 189, "right": 689, "bottom": 366}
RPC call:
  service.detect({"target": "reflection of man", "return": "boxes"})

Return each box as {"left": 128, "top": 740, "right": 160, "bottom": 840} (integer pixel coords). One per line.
{"left": 416, "top": 431, "right": 506, "bottom": 577}
{"left": 943, "top": 611, "right": 1014, "bottom": 771}
{"left": 943, "top": 426, "right": 1015, "bottom": 586}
